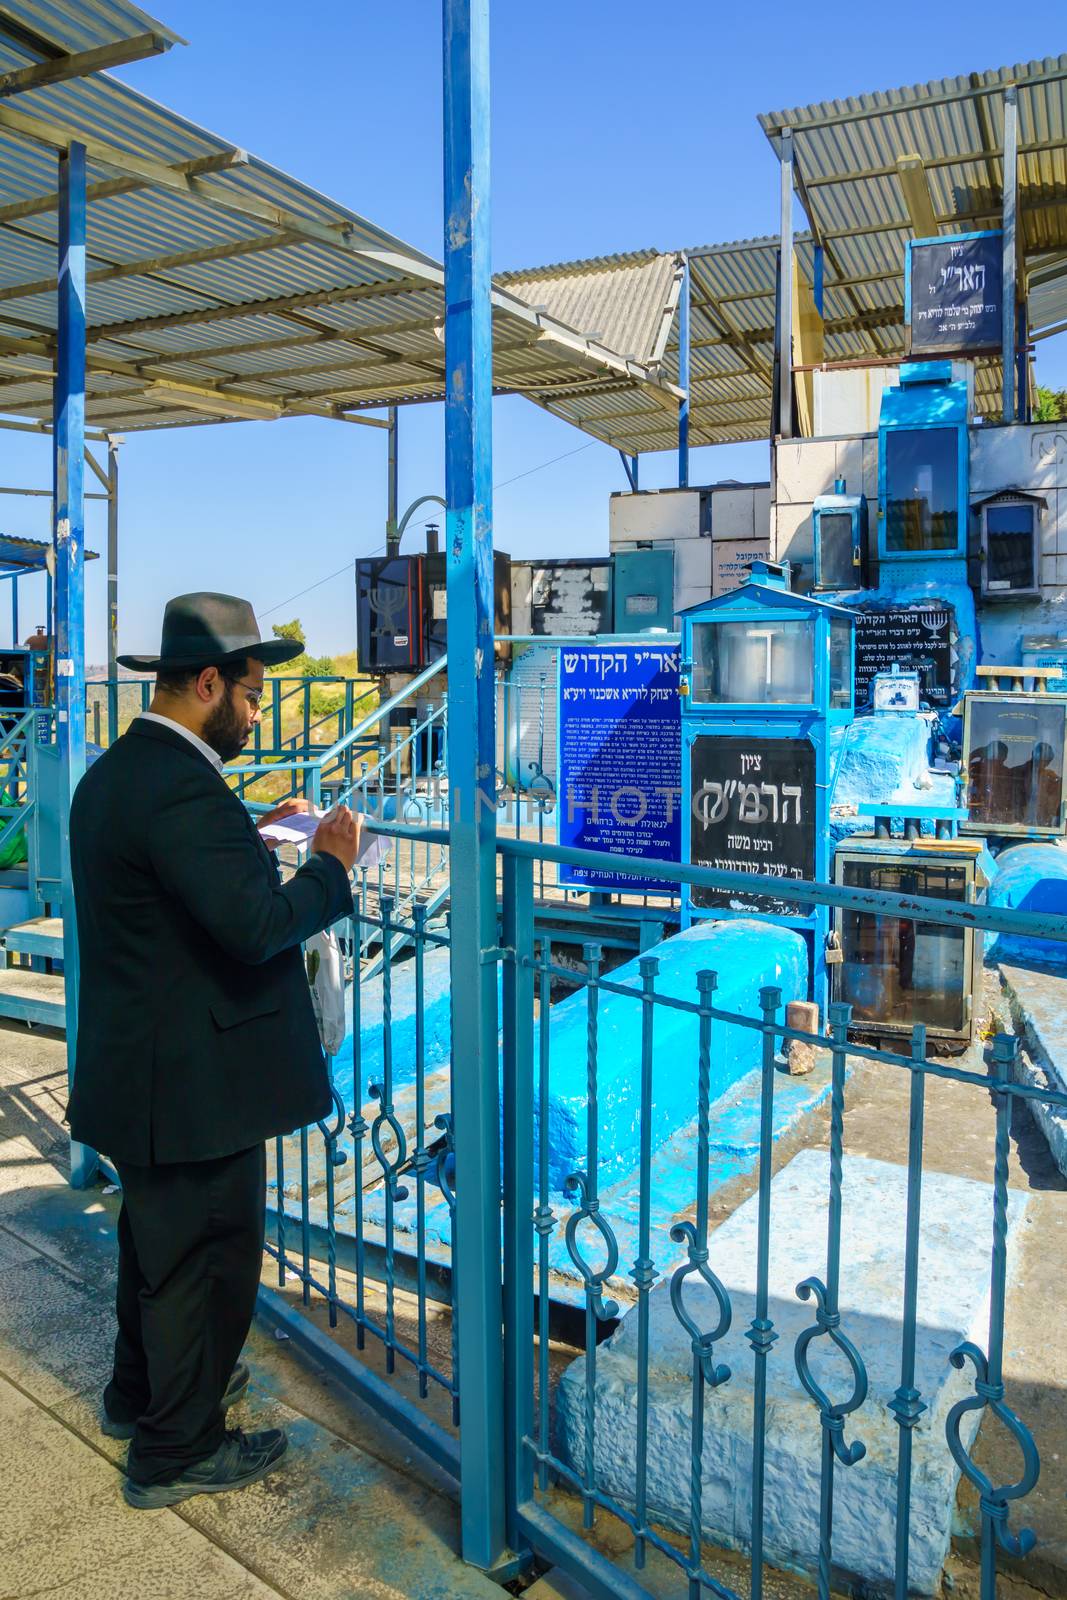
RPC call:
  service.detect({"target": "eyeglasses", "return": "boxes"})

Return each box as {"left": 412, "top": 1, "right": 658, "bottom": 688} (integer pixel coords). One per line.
{"left": 232, "top": 678, "right": 265, "bottom": 710}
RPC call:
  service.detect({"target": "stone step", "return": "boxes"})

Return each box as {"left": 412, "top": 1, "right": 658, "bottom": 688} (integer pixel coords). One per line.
{"left": 2, "top": 916, "right": 63, "bottom": 960}
{"left": 0, "top": 966, "right": 65, "bottom": 1027}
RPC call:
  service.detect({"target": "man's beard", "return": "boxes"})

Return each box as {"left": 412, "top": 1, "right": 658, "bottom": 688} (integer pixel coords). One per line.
{"left": 202, "top": 690, "right": 247, "bottom": 763}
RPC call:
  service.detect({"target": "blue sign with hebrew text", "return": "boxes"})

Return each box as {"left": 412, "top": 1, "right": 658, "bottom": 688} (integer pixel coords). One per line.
{"left": 558, "top": 644, "right": 681, "bottom": 892}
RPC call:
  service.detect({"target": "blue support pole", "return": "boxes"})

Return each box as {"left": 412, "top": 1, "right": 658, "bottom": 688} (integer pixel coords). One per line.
{"left": 54, "top": 142, "right": 91, "bottom": 1188}
{"left": 619, "top": 451, "right": 640, "bottom": 492}
{"left": 442, "top": 0, "right": 506, "bottom": 1571}
{"left": 813, "top": 244, "right": 825, "bottom": 318}
{"left": 677, "top": 256, "right": 690, "bottom": 488}
{"left": 10, "top": 574, "right": 17, "bottom": 647}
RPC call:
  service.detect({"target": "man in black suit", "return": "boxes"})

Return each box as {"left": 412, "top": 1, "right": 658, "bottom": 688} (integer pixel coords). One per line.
{"left": 66, "top": 592, "right": 359, "bottom": 1510}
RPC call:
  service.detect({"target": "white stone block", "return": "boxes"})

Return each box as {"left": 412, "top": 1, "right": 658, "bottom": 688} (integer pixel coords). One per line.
{"left": 862, "top": 436, "right": 879, "bottom": 502}
{"left": 753, "top": 485, "right": 771, "bottom": 538}
{"left": 555, "top": 1149, "right": 1029, "bottom": 1597}
{"left": 673, "top": 537, "right": 712, "bottom": 595}
{"left": 775, "top": 500, "right": 814, "bottom": 566}
{"left": 610, "top": 489, "right": 702, "bottom": 547}
{"left": 834, "top": 437, "right": 865, "bottom": 498}
{"left": 711, "top": 487, "right": 755, "bottom": 541}
{"left": 971, "top": 424, "right": 1067, "bottom": 497}
{"left": 775, "top": 439, "right": 839, "bottom": 505}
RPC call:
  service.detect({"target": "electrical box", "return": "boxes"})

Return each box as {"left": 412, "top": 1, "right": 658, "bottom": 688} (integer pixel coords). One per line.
{"left": 357, "top": 552, "right": 512, "bottom": 674}
{"left": 424, "top": 551, "right": 512, "bottom": 664}
{"left": 832, "top": 832, "right": 986, "bottom": 1046}
{"left": 812, "top": 478, "right": 868, "bottom": 591}
{"left": 962, "top": 689, "right": 1067, "bottom": 838}
{"left": 974, "top": 489, "right": 1044, "bottom": 602}
{"left": 612, "top": 548, "right": 675, "bottom": 631}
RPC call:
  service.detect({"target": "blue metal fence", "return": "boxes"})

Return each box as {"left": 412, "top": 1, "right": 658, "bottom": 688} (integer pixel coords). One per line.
{"left": 257, "top": 821, "right": 1067, "bottom": 1600}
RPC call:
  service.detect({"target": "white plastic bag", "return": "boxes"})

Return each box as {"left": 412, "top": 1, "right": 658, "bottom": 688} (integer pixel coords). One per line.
{"left": 305, "top": 924, "right": 346, "bottom": 1057}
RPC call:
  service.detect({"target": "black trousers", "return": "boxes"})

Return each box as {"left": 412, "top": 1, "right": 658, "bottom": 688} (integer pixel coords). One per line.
{"left": 106, "top": 1143, "right": 266, "bottom": 1486}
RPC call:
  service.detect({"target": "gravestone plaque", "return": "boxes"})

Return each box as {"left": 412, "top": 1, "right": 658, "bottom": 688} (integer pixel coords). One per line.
{"left": 854, "top": 606, "right": 954, "bottom": 708}
{"left": 908, "top": 233, "right": 1003, "bottom": 357}
{"left": 689, "top": 734, "right": 815, "bottom": 912}
{"left": 558, "top": 644, "right": 681, "bottom": 893}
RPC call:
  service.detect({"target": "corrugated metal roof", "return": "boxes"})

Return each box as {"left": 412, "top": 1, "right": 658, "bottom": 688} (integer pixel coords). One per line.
{"left": 0, "top": 49, "right": 678, "bottom": 440}
{"left": 0, "top": 2, "right": 182, "bottom": 57}
{"left": 758, "top": 53, "right": 1067, "bottom": 409}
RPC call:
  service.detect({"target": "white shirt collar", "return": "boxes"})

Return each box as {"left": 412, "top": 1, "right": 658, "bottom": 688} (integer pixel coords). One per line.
{"left": 138, "top": 711, "right": 224, "bottom": 774}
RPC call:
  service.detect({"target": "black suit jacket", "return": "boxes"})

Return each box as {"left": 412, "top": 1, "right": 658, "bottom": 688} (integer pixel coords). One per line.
{"left": 66, "top": 717, "right": 352, "bottom": 1165}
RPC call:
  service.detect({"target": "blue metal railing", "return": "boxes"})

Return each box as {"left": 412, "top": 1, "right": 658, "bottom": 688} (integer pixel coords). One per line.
{"left": 258, "top": 819, "right": 1067, "bottom": 1600}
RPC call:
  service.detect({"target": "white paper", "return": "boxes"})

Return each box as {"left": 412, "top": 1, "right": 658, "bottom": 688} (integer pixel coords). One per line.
{"left": 259, "top": 808, "right": 387, "bottom": 871}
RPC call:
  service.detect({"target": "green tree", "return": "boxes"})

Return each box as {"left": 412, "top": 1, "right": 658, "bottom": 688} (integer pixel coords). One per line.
{"left": 271, "top": 618, "right": 306, "bottom": 648}
{"left": 1033, "top": 386, "right": 1067, "bottom": 422}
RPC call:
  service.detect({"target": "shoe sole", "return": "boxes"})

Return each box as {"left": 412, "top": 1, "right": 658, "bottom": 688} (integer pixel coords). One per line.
{"left": 102, "top": 1370, "right": 251, "bottom": 1442}
{"left": 122, "top": 1436, "right": 288, "bottom": 1510}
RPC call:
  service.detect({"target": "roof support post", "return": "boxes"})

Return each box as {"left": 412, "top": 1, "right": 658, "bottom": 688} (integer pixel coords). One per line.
{"left": 778, "top": 129, "right": 794, "bottom": 440}
{"left": 620, "top": 451, "right": 639, "bottom": 491}
{"left": 10, "top": 571, "right": 17, "bottom": 646}
{"left": 677, "top": 254, "right": 691, "bottom": 487}
{"left": 54, "top": 141, "right": 92, "bottom": 1187}
{"left": 107, "top": 437, "right": 119, "bottom": 744}
{"left": 442, "top": 0, "right": 506, "bottom": 1573}
{"left": 1001, "top": 85, "right": 1018, "bottom": 423}
{"left": 385, "top": 405, "right": 399, "bottom": 555}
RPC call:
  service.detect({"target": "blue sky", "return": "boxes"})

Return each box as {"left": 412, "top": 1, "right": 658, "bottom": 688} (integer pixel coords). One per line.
{"left": 3, "top": 2, "right": 1063, "bottom": 663}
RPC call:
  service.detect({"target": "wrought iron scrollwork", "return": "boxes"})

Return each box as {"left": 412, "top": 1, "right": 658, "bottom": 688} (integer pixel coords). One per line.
{"left": 669, "top": 1222, "right": 732, "bottom": 1388}
{"left": 946, "top": 1342, "right": 1039, "bottom": 1558}
{"left": 794, "top": 1276, "right": 868, "bottom": 1466}
{"left": 369, "top": 1081, "right": 409, "bottom": 1202}
{"left": 317, "top": 1084, "right": 348, "bottom": 1167}
{"left": 563, "top": 1169, "right": 620, "bottom": 1322}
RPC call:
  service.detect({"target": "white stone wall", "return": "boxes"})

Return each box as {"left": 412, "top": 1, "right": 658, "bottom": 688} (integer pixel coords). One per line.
{"left": 771, "top": 434, "right": 878, "bottom": 580}
{"left": 609, "top": 485, "right": 771, "bottom": 616}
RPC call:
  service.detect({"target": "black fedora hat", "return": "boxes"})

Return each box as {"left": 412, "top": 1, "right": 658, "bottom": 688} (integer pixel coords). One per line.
{"left": 117, "top": 592, "right": 304, "bottom": 673}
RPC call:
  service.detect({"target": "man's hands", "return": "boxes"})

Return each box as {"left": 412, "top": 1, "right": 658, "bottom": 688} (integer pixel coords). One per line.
{"left": 257, "top": 797, "right": 310, "bottom": 853}
{"left": 312, "top": 804, "right": 361, "bottom": 873}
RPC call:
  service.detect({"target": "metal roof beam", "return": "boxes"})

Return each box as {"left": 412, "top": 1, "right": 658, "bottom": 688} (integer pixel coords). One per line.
{"left": 895, "top": 155, "right": 940, "bottom": 237}
{"left": 0, "top": 100, "right": 444, "bottom": 288}
{"left": 802, "top": 137, "right": 1065, "bottom": 188}
{"left": 0, "top": 228, "right": 297, "bottom": 305}
{"left": 0, "top": 148, "right": 248, "bottom": 225}
{"left": 0, "top": 33, "right": 173, "bottom": 98}
{"left": 84, "top": 274, "right": 427, "bottom": 343}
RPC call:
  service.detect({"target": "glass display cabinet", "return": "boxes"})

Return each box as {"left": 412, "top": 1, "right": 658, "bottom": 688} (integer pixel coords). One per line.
{"left": 832, "top": 804, "right": 986, "bottom": 1048}
{"left": 679, "top": 561, "right": 856, "bottom": 1012}
{"left": 962, "top": 687, "right": 1067, "bottom": 838}
{"left": 877, "top": 362, "right": 969, "bottom": 567}
{"left": 974, "top": 490, "right": 1044, "bottom": 602}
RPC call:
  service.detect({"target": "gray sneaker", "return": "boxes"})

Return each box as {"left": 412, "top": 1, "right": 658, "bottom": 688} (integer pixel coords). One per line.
{"left": 102, "top": 1361, "right": 251, "bottom": 1441}
{"left": 123, "top": 1426, "right": 288, "bottom": 1509}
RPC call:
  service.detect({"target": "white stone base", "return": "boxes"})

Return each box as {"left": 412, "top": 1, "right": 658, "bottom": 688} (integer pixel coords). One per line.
{"left": 555, "top": 1149, "right": 1029, "bottom": 1595}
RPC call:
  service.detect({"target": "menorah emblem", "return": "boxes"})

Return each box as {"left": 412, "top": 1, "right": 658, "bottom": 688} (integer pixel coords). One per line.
{"left": 369, "top": 585, "right": 406, "bottom": 639}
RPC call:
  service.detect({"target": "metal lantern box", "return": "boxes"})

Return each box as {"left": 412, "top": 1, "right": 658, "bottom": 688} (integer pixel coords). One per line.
{"left": 973, "top": 489, "right": 1044, "bottom": 602}
{"left": 832, "top": 815, "right": 987, "bottom": 1047}
{"left": 679, "top": 561, "right": 855, "bottom": 1010}
{"left": 962, "top": 688, "right": 1067, "bottom": 838}
{"left": 812, "top": 477, "right": 868, "bottom": 591}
